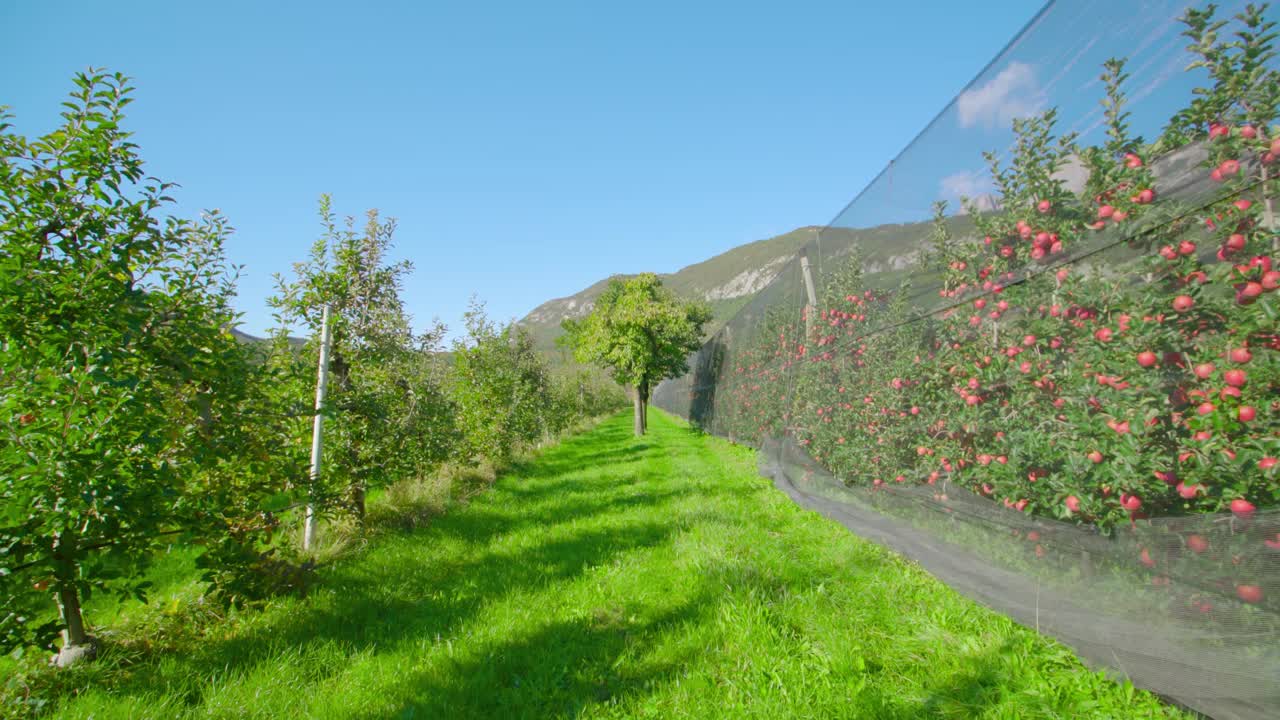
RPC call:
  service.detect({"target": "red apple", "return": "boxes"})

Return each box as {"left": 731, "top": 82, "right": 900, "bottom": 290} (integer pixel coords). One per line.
{"left": 1176, "top": 482, "right": 1201, "bottom": 499}
{"left": 1230, "top": 498, "right": 1256, "bottom": 517}
{"left": 1236, "top": 585, "right": 1263, "bottom": 604}
{"left": 1229, "top": 347, "right": 1252, "bottom": 364}
{"left": 1172, "top": 295, "right": 1195, "bottom": 312}
{"left": 1065, "top": 495, "right": 1081, "bottom": 512}
{"left": 1088, "top": 450, "right": 1104, "bottom": 463}
{"left": 1194, "top": 362, "right": 1215, "bottom": 379}
{"left": 1240, "top": 282, "right": 1263, "bottom": 300}
{"left": 1238, "top": 406, "right": 1256, "bottom": 422}
{"left": 1187, "top": 535, "right": 1209, "bottom": 553}
{"left": 1137, "top": 351, "right": 1157, "bottom": 367}
{"left": 1224, "top": 369, "right": 1247, "bottom": 387}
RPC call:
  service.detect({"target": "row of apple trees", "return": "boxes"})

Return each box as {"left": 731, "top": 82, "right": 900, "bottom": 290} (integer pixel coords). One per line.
{"left": 703, "top": 5, "right": 1278, "bottom": 608}
{"left": 0, "top": 71, "right": 625, "bottom": 660}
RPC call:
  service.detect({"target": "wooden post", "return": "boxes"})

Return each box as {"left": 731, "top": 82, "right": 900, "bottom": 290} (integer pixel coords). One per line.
{"left": 799, "top": 248, "right": 818, "bottom": 340}
{"left": 303, "top": 304, "right": 333, "bottom": 552}
{"left": 1261, "top": 164, "right": 1277, "bottom": 251}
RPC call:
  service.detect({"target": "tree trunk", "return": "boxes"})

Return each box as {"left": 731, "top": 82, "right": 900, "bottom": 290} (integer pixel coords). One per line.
{"left": 639, "top": 378, "right": 650, "bottom": 434}
{"left": 57, "top": 582, "right": 87, "bottom": 647}
{"left": 632, "top": 386, "right": 644, "bottom": 436}
{"left": 350, "top": 482, "right": 366, "bottom": 522}
{"left": 52, "top": 544, "right": 95, "bottom": 666}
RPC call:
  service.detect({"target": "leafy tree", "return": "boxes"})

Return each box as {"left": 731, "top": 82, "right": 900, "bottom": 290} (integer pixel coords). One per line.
{"left": 546, "top": 366, "right": 629, "bottom": 431}
{"left": 270, "top": 196, "right": 453, "bottom": 522}
{"left": 561, "top": 274, "right": 711, "bottom": 435}
{"left": 0, "top": 71, "right": 290, "bottom": 662}
{"left": 450, "top": 299, "right": 551, "bottom": 462}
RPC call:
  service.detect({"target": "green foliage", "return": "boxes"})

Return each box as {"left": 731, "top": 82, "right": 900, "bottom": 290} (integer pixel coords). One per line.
{"left": 1162, "top": 3, "right": 1280, "bottom": 148}
{"left": 0, "top": 70, "right": 299, "bottom": 653}
{"left": 0, "top": 70, "right": 623, "bottom": 659}
{"left": 561, "top": 273, "right": 712, "bottom": 399}
{"left": 449, "top": 299, "right": 552, "bottom": 462}
{"left": 270, "top": 198, "right": 457, "bottom": 517}
{"left": 546, "top": 366, "right": 631, "bottom": 430}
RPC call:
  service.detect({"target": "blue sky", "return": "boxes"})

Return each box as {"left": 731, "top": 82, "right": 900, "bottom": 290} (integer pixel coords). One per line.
{"left": 1, "top": 0, "right": 1045, "bottom": 340}
{"left": 824, "top": 0, "right": 1265, "bottom": 239}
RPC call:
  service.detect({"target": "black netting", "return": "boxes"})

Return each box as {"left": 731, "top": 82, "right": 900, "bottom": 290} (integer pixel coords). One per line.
{"left": 654, "top": 2, "right": 1280, "bottom": 718}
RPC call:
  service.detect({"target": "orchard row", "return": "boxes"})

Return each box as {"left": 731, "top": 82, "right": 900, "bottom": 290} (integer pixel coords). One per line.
{"left": 0, "top": 71, "right": 626, "bottom": 657}
{"left": 692, "top": 6, "right": 1279, "bottom": 606}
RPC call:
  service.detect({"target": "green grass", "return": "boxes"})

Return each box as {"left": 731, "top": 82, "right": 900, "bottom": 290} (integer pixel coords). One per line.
{"left": 12, "top": 410, "right": 1188, "bottom": 719}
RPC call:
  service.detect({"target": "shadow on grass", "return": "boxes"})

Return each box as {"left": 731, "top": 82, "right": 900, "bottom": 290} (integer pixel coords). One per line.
{"left": 371, "top": 597, "right": 713, "bottom": 720}
{"left": 909, "top": 639, "right": 1020, "bottom": 719}
{"left": 506, "top": 443, "right": 654, "bottom": 480}
{"left": 58, "top": 413, "right": 1120, "bottom": 719}
{"left": 89, "top": 415, "right": 716, "bottom": 711}
{"left": 104, "top": 517, "right": 687, "bottom": 709}
{"left": 433, "top": 485, "right": 704, "bottom": 545}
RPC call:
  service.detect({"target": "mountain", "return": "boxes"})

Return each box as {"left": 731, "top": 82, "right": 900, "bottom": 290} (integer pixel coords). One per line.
{"left": 514, "top": 224, "right": 926, "bottom": 352}
{"left": 518, "top": 227, "right": 822, "bottom": 352}
{"left": 231, "top": 327, "right": 306, "bottom": 349}
{"left": 516, "top": 217, "right": 971, "bottom": 352}
{"left": 518, "top": 139, "right": 1216, "bottom": 355}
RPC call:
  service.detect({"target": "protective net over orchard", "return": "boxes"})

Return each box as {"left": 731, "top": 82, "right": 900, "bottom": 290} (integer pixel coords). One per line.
{"left": 653, "top": 2, "right": 1280, "bottom": 718}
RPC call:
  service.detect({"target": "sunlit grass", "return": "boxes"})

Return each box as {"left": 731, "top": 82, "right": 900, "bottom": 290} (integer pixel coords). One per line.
{"left": 4, "top": 410, "right": 1187, "bottom": 719}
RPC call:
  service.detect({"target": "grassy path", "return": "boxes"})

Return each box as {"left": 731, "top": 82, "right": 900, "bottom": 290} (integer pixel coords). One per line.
{"left": 44, "top": 410, "right": 1184, "bottom": 719}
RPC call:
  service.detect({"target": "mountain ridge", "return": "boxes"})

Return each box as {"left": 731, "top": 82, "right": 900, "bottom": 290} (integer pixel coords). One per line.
{"left": 517, "top": 226, "right": 824, "bottom": 351}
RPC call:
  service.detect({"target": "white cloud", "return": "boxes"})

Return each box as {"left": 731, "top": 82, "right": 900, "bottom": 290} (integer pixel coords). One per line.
{"left": 957, "top": 62, "right": 1045, "bottom": 129}
{"left": 940, "top": 170, "right": 992, "bottom": 200}
{"left": 940, "top": 170, "right": 1003, "bottom": 215}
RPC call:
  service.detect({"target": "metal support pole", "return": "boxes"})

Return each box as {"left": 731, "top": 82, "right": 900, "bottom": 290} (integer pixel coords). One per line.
{"left": 303, "top": 305, "right": 333, "bottom": 552}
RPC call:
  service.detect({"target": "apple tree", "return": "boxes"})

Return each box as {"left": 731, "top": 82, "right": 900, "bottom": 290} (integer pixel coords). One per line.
{"left": 561, "top": 273, "right": 711, "bottom": 436}
{"left": 0, "top": 70, "right": 290, "bottom": 662}
{"left": 449, "top": 299, "right": 551, "bottom": 462}
{"left": 270, "top": 196, "right": 456, "bottom": 522}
